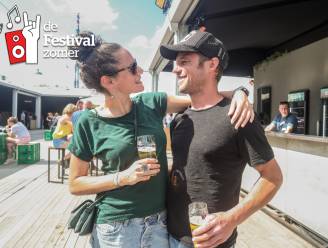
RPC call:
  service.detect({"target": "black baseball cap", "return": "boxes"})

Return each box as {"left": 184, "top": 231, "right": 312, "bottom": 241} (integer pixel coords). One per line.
{"left": 160, "top": 30, "right": 229, "bottom": 70}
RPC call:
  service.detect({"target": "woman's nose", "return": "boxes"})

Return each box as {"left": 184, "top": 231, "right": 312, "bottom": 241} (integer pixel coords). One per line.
{"left": 138, "top": 66, "right": 143, "bottom": 75}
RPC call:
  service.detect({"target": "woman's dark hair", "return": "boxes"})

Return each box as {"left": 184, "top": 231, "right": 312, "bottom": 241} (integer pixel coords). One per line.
{"left": 69, "top": 31, "right": 122, "bottom": 93}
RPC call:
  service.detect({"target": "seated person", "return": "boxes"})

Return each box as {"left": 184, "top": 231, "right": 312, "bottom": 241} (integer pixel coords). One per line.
{"left": 265, "top": 101, "right": 298, "bottom": 133}
{"left": 6, "top": 117, "right": 31, "bottom": 159}
{"left": 52, "top": 104, "right": 77, "bottom": 166}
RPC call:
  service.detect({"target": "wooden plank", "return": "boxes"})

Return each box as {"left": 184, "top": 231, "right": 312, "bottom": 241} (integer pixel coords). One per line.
{"left": 12, "top": 185, "right": 68, "bottom": 247}
{"left": 35, "top": 194, "right": 81, "bottom": 247}
{"left": 0, "top": 170, "right": 51, "bottom": 225}
{"left": 0, "top": 182, "right": 60, "bottom": 246}
{"left": 46, "top": 198, "right": 81, "bottom": 247}
{"left": 54, "top": 196, "right": 91, "bottom": 248}
{"left": 0, "top": 132, "right": 318, "bottom": 248}
{"left": 74, "top": 234, "right": 91, "bottom": 248}
{"left": 237, "top": 208, "right": 315, "bottom": 248}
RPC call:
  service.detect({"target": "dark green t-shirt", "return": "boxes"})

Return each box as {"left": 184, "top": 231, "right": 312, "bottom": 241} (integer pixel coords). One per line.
{"left": 68, "top": 92, "right": 168, "bottom": 223}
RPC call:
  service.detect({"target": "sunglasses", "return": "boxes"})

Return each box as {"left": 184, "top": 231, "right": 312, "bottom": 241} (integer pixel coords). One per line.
{"left": 105, "top": 59, "right": 138, "bottom": 76}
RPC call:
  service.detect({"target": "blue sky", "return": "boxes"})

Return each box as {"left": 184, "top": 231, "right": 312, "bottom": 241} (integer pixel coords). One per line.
{"left": 0, "top": 0, "right": 167, "bottom": 90}
{"left": 109, "top": 0, "right": 165, "bottom": 45}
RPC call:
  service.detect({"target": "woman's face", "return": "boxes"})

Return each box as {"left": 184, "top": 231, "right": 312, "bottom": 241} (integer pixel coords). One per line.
{"left": 110, "top": 48, "right": 144, "bottom": 95}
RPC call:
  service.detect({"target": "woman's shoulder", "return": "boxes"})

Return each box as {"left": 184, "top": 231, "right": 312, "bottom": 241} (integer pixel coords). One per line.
{"left": 133, "top": 92, "right": 167, "bottom": 104}
{"left": 76, "top": 109, "right": 98, "bottom": 125}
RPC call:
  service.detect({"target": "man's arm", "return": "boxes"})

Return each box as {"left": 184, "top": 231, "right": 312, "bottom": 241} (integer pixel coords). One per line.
{"left": 228, "top": 158, "right": 282, "bottom": 224}
{"left": 285, "top": 115, "right": 298, "bottom": 133}
{"left": 265, "top": 115, "right": 278, "bottom": 132}
{"left": 285, "top": 125, "right": 294, "bottom": 133}
{"left": 192, "top": 159, "right": 283, "bottom": 248}
{"left": 264, "top": 122, "right": 275, "bottom": 131}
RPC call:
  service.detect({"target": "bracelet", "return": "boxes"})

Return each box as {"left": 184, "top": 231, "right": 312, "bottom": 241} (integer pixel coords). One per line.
{"left": 233, "top": 86, "right": 249, "bottom": 97}
{"left": 114, "top": 172, "right": 120, "bottom": 187}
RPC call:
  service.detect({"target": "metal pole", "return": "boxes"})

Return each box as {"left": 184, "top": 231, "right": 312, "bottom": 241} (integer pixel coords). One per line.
{"left": 74, "top": 13, "right": 80, "bottom": 88}
{"left": 323, "top": 103, "right": 326, "bottom": 137}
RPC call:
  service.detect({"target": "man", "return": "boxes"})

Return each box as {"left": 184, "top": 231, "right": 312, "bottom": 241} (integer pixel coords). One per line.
{"left": 6, "top": 117, "right": 31, "bottom": 160}
{"left": 20, "top": 111, "right": 26, "bottom": 125}
{"left": 265, "top": 101, "right": 298, "bottom": 133}
{"left": 160, "top": 30, "right": 283, "bottom": 248}
{"left": 71, "top": 100, "right": 92, "bottom": 126}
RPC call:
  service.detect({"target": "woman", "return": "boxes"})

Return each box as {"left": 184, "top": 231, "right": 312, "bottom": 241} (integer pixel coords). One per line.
{"left": 5, "top": 116, "right": 31, "bottom": 160}
{"left": 52, "top": 103, "right": 77, "bottom": 163}
{"left": 68, "top": 32, "right": 253, "bottom": 248}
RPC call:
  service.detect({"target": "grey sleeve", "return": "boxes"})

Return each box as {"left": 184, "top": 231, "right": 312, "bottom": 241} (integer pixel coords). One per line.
{"left": 238, "top": 117, "right": 274, "bottom": 167}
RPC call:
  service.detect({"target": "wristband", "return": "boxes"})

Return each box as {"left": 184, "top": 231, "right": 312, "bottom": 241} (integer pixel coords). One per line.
{"left": 114, "top": 172, "right": 120, "bottom": 187}
{"left": 233, "top": 86, "right": 249, "bottom": 97}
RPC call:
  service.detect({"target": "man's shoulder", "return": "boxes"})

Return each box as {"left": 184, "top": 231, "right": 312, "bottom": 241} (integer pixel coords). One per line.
{"left": 273, "top": 113, "right": 282, "bottom": 120}
{"left": 288, "top": 113, "right": 298, "bottom": 121}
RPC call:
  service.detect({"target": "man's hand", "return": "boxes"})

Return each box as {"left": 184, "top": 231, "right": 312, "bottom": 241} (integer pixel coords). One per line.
{"left": 192, "top": 212, "right": 236, "bottom": 248}
{"left": 228, "top": 90, "right": 254, "bottom": 129}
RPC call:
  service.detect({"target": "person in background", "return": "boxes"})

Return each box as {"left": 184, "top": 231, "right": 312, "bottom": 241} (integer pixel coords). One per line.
{"left": 46, "top": 112, "right": 54, "bottom": 129}
{"left": 163, "top": 113, "right": 174, "bottom": 128}
{"left": 265, "top": 101, "right": 298, "bottom": 133}
{"left": 20, "top": 111, "right": 26, "bottom": 125}
{"left": 25, "top": 112, "right": 31, "bottom": 130}
{"left": 52, "top": 103, "right": 77, "bottom": 165}
{"left": 5, "top": 117, "right": 31, "bottom": 161}
{"left": 50, "top": 112, "right": 60, "bottom": 132}
{"left": 71, "top": 100, "right": 93, "bottom": 127}
{"left": 76, "top": 100, "right": 84, "bottom": 111}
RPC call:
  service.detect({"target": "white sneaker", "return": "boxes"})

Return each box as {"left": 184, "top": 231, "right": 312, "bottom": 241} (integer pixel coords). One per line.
{"left": 4, "top": 158, "right": 15, "bottom": 164}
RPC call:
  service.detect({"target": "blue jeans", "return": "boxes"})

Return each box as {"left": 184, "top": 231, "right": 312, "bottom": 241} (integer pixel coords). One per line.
{"left": 90, "top": 210, "right": 169, "bottom": 248}
{"left": 169, "top": 234, "right": 235, "bottom": 248}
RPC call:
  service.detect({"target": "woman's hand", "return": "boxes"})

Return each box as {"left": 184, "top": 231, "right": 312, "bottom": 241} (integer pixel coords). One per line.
{"left": 228, "top": 90, "right": 255, "bottom": 129}
{"left": 118, "top": 158, "right": 160, "bottom": 186}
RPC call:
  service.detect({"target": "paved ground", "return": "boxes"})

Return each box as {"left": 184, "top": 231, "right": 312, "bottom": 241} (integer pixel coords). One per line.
{"left": 0, "top": 130, "right": 316, "bottom": 247}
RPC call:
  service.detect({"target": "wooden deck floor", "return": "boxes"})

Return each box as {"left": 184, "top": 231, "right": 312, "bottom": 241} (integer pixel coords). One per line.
{"left": 0, "top": 132, "right": 315, "bottom": 248}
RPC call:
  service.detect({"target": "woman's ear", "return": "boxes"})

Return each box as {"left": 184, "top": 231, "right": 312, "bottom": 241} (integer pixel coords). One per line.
{"left": 100, "top": 75, "right": 112, "bottom": 92}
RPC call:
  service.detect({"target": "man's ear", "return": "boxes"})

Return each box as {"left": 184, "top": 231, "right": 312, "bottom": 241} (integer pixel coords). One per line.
{"left": 210, "top": 57, "right": 220, "bottom": 71}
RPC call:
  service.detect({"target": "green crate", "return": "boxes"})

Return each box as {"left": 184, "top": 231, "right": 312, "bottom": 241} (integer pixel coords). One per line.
{"left": 0, "top": 133, "right": 7, "bottom": 151}
{"left": 0, "top": 151, "right": 7, "bottom": 165}
{"left": 44, "top": 130, "right": 53, "bottom": 141}
{"left": 16, "top": 143, "right": 40, "bottom": 164}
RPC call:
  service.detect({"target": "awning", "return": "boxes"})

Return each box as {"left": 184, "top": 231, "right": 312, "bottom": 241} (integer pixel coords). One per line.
{"left": 186, "top": 0, "right": 328, "bottom": 76}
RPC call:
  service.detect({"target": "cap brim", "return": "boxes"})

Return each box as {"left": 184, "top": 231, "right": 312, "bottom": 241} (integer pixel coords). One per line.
{"left": 160, "top": 44, "right": 197, "bottom": 60}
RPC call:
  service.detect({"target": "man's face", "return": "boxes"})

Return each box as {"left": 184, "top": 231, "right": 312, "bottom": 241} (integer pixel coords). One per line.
{"left": 84, "top": 101, "right": 93, "bottom": 110}
{"left": 173, "top": 52, "right": 208, "bottom": 95}
{"left": 77, "top": 101, "right": 84, "bottom": 110}
{"left": 279, "top": 104, "right": 289, "bottom": 117}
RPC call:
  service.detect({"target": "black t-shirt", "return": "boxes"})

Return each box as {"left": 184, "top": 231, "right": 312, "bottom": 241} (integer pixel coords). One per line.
{"left": 167, "top": 98, "right": 274, "bottom": 248}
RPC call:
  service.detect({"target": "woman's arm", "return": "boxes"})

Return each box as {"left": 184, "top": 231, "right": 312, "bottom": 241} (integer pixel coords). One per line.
{"left": 166, "top": 90, "right": 255, "bottom": 128}
{"left": 69, "top": 155, "right": 161, "bottom": 195}
{"left": 166, "top": 95, "right": 191, "bottom": 113}
{"left": 69, "top": 154, "right": 117, "bottom": 195}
